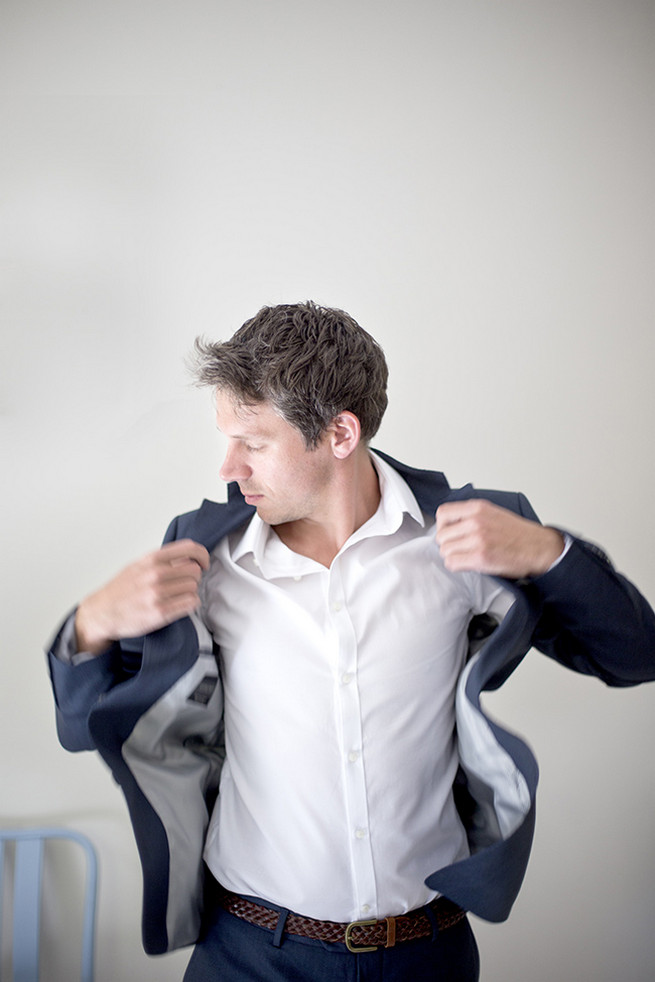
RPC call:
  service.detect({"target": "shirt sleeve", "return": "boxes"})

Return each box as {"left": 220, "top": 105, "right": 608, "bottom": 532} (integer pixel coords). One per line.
{"left": 463, "top": 571, "right": 515, "bottom": 623}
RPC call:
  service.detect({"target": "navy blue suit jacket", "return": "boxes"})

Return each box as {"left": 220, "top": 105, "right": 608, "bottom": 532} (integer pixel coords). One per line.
{"left": 47, "top": 454, "right": 655, "bottom": 954}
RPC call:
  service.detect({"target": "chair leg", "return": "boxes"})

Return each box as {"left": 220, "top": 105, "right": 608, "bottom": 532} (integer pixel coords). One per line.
{"left": 13, "top": 838, "right": 44, "bottom": 982}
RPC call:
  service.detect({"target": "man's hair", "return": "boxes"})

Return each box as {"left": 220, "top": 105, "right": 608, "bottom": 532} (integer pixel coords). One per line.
{"left": 191, "top": 301, "right": 388, "bottom": 447}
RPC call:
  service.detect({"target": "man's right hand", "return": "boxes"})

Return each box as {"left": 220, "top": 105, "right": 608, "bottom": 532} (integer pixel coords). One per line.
{"left": 74, "top": 539, "right": 211, "bottom": 655}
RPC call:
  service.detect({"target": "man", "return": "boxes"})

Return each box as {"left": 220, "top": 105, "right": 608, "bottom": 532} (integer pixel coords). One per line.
{"left": 47, "top": 302, "right": 655, "bottom": 981}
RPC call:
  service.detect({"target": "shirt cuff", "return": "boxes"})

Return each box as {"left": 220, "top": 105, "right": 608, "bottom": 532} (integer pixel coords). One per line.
{"left": 543, "top": 531, "right": 573, "bottom": 573}
{"left": 52, "top": 611, "right": 104, "bottom": 666}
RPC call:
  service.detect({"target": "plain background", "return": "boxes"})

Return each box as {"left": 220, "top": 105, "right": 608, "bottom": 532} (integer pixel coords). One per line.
{"left": 1, "top": 1, "right": 653, "bottom": 979}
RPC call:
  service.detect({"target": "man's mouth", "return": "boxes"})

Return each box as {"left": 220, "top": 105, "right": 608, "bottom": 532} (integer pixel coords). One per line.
{"left": 242, "top": 490, "right": 263, "bottom": 503}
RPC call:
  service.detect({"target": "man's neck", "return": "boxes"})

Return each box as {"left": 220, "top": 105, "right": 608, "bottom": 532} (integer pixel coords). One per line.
{"left": 274, "top": 451, "right": 381, "bottom": 567}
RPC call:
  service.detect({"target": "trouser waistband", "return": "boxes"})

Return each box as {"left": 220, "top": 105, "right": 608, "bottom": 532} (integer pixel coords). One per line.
{"left": 215, "top": 885, "right": 466, "bottom": 953}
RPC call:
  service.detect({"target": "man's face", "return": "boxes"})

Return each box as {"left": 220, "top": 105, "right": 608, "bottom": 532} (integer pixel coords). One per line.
{"left": 216, "top": 390, "right": 336, "bottom": 527}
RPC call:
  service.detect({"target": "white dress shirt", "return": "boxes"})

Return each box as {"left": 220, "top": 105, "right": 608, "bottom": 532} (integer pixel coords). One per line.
{"left": 200, "top": 453, "right": 514, "bottom": 922}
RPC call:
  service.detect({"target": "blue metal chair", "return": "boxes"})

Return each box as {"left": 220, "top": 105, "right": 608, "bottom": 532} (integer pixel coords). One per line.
{"left": 0, "top": 827, "right": 98, "bottom": 982}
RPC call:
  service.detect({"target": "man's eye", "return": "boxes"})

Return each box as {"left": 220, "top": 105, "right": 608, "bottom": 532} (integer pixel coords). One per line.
{"left": 245, "top": 445, "right": 261, "bottom": 453}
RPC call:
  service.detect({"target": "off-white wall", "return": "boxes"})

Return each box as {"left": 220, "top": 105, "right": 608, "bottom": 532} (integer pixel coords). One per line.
{"left": 1, "top": 1, "right": 653, "bottom": 979}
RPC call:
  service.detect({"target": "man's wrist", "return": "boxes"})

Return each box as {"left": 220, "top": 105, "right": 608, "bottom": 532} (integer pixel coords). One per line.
{"left": 532, "top": 527, "right": 566, "bottom": 576}
{"left": 74, "top": 601, "right": 114, "bottom": 656}
{"left": 530, "top": 528, "right": 573, "bottom": 578}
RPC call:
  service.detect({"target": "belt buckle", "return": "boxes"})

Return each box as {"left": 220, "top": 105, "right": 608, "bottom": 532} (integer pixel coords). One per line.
{"left": 345, "top": 915, "right": 396, "bottom": 953}
{"left": 345, "top": 918, "right": 378, "bottom": 953}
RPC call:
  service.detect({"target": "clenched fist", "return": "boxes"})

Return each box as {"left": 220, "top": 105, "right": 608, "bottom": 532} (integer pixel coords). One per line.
{"left": 436, "top": 499, "right": 564, "bottom": 578}
{"left": 74, "top": 539, "right": 210, "bottom": 655}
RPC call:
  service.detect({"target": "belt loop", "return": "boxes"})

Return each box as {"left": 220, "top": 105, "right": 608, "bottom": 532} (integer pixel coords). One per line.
{"left": 272, "top": 909, "right": 289, "bottom": 948}
{"left": 273, "top": 910, "right": 289, "bottom": 948}
{"left": 425, "top": 902, "right": 439, "bottom": 942}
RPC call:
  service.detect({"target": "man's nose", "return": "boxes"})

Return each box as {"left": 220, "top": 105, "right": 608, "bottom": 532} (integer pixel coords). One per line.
{"left": 219, "top": 445, "right": 251, "bottom": 483}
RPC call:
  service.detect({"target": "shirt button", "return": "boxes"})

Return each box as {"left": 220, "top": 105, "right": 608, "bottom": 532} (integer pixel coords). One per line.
{"left": 348, "top": 751, "right": 360, "bottom": 763}
{"left": 331, "top": 601, "right": 342, "bottom": 612}
{"left": 355, "top": 828, "right": 367, "bottom": 839}
{"left": 361, "top": 905, "right": 370, "bottom": 914}
{"left": 341, "top": 673, "right": 354, "bottom": 685}
{"left": 293, "top": 575, "right": 302, "bottom": 582}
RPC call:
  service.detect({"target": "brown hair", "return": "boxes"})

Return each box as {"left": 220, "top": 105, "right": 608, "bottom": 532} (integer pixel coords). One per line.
{"left": 191, "top": 301, "right": 388, "bottom": 447}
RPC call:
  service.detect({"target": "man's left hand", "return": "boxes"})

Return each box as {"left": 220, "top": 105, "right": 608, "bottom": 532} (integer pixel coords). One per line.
{"left": 436, "top": 499, "right": 565, "bottom": 578}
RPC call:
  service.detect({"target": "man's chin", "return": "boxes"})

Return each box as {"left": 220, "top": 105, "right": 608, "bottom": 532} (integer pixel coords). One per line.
{"left": 249, "top": 499, "right": 279, "bottom": 524}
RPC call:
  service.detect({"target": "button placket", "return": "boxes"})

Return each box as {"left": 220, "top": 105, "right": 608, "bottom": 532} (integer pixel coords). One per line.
{"left": 327, "top": 560, "right": 378, "bottom": 918}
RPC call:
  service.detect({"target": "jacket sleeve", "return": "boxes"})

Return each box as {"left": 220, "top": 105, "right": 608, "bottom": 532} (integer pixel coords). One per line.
{"left": 47, "top": 614, "right": 146, "bottom": 751}
{"left": 526, "top": 536, "right": 655, "bottom": 686}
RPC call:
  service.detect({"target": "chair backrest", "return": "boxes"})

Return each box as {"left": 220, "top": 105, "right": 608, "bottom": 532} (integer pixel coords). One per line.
{"left": 0, "top": 827, "right": 98, "bottom": 982}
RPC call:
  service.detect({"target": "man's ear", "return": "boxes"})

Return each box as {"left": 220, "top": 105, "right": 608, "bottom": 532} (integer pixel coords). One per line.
{"left": 329, "top": 411, "right": 361, "bottom": 459}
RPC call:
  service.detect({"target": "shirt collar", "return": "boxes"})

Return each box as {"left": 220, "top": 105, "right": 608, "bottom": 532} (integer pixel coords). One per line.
{"left": 231, "top": 450, "right": 425, "bottom": 576}
{"left": 369, "top": 450, "right": 425, "bottom": 531}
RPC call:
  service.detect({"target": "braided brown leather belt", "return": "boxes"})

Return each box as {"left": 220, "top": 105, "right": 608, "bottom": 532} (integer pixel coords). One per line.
{"left": 217, "top": 888, "right": 466, "bottom": 953}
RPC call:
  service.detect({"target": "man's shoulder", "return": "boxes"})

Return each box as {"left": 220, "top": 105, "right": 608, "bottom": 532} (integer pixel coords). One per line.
{"left": 374, "top": 449, "right": 537, "bottom": 521}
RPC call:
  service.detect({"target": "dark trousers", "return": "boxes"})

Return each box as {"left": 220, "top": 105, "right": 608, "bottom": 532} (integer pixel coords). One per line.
{"left": 184, "top": 891, "right": 480, "bottom": 982}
